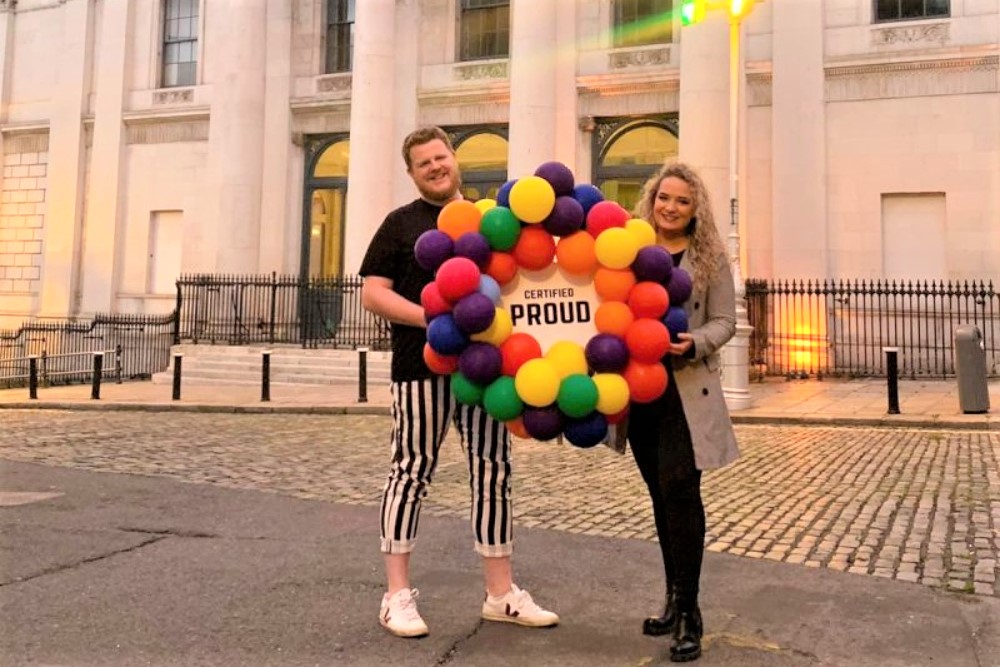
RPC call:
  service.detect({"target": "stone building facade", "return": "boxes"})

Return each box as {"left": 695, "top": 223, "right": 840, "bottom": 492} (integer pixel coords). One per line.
{"left": 0, "top": 0, "right": 996, "bottom": 327}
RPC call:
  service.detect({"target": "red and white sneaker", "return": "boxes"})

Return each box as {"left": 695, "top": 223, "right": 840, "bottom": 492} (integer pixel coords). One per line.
{"left": 481, "top": 584, "right": 559, "bottom": 627}
{"left": 379, "top": 588, "right": 429, "bottom": 638}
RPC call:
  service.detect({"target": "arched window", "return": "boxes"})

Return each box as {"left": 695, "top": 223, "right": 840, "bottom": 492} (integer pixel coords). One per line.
{"left": 303, "top": 138, "right": 350, "bottom": 277}
{"left": 451, "top": 128, "right": 509, "bottom": 202}
{"left": 594, "top": 118, "right": 678, "bottom": 214}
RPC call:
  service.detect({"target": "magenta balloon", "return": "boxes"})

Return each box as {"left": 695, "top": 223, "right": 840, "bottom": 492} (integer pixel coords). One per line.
{"left": 534, "top": 161, "right": 575, "bottom": 197}
{"left": 452, "top": 292, "right": 496, "bottom": 334}
{"left": 458, "top": 342, "right": 503, "bottom": 386}
{"left": 541, "top": 196, "right": 585, "bottom": 237}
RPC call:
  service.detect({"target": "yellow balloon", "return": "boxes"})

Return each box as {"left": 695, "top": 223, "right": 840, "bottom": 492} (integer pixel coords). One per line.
{"left": 514, "top": 358, "right": 561, "bottom": 407}
{"left": 625, "top": 218, "right": 657, "bottom": 248}
{"left": 592, "top": 373, "right": 630, "bottom": 414}
{"left": 594, "top": 227, "right": 640, "bottom": 270}
{"left": 475, "top": 198, "right": 497, "bottom": 214}
{"left": 545, "top": 340, "right": 588, "bottom": 379}
{"left": 508, "top": 176, "right": 556, "bottom": 224}
{"left": 471, "top": 307, "right": 513, "bottom": 346}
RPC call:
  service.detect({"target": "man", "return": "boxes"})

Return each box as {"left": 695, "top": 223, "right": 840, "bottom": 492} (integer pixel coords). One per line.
{"left": 359, "top": 126, "right": 559, "bottom": 638}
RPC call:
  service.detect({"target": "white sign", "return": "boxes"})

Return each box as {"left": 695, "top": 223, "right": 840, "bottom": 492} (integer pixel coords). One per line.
{"left": 500, "top": 265, "right": 601, "bottom": 353}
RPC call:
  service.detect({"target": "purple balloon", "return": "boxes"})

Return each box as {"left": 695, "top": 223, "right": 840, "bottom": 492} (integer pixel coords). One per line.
{"left": 663, "top": 306, "right": 689, "bottom": 344}
{"left": 497, "top": 179, "right": 518, "bottom": 207}
{"left": 458, "top": 342, "right": 503, "bottom": 386}
{"left": 453, "top": 232, "right": 492, "bottom": 268}
{"left": 585, "top": 333, "right": 630, "bottom": 373}
{"left": 564, "top": 412, "right": 608, "bottom": 449}
{"left": 541, "top": 196, "right": 585, "bottom": 237}
{"left": 633, "top": 245, "right": 674, "bottom": 284}
{"left": 452, "top": 292, "right": 496, "bottom": 334}
{"left": 427, "top": 314, "right": 468, "bottom": 356}
{"left": 522, "top": 405, "right": 565, "bottom": 441}
{"left": 572, "top": 184, "right": 605, "bottom": 216}
{"left": 667, "top": 268, "right": 693, "bottom": 305}
{"left": 414, "top": 230, "right": 454, "bottom": 272}
{"left": 534, "top": 161, "right": 575, "bottom": 197}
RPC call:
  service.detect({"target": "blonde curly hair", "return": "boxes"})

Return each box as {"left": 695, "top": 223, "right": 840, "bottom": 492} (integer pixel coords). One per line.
{"left": 634, "top": 162, "right": 728, "bottom": 291}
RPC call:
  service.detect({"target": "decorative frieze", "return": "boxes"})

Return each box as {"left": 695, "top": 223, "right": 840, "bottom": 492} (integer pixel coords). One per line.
{"left": 747, "top": 71, "right": 772, "bottom": 107}
{"left": 609, "top": 46, "right": 671, "bottom": 69}
{"left": 316, "top": 74, "right": 352, "bottom": 93}
{"left": 152, "top": 88, "right": 194, "bottom": 105}
{"left": 125, "top": 120, "right": 210, "bottom": 145}
{"left": 871, "top": 22, "right": 949, "bottom": 47}
{"left": 454, "top": 61, "right": 508, "bottom": 81}
{"left": 825, "top": 56, "right": 998, "bottom": 102}
{"left": 2, "top": 133, "right": 48, "bottom": 154}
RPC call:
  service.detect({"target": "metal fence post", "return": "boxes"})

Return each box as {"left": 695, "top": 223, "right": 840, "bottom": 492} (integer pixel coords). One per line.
{"left": 172, "top": 353, "right": 183, "bottom": 401}
{"left": 91, "top": 352, "right": 103, "bottom": 400}
{"left": 261, "top": 350, "right": 271, "bottom": 402}
{"left": 884, "top": 347, "right": 900, "bottom": 414}
{"left": 115, "top": 344, "right": 123, "bottom": 383}
{"left": 28, "top": 356, "right": 38, "bottom": 400}
{"left": 357, "top": 347, "right": 368, "bottom": 403}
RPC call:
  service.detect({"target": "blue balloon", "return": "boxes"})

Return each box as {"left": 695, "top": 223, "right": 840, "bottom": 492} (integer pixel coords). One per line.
{"left": 564, "top": 412, "right": 608, "bottom": 448}
{"left": 427, "top": 314, "right": 469, "bottom": 356}
{"left": 663, "top": 306, "right": 689, "bottom": 343}
{"left": 496, "top": 179, "right": 518, "bottom": 208}
{"left": 572, "top": 183, "right": 605, "bottom": 216}
{"left": 478, "top": 274, "right": 502, "bottom": 304}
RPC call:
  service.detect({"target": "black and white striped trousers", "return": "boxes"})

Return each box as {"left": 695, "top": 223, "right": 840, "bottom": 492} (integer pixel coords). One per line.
{"left": 380, "top": 375, "right": 513, "bottom": 557}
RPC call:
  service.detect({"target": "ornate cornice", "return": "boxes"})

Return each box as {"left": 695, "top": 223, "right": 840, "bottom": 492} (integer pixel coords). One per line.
{"left": 124, "top": 117, "right": 210, "bottom": 145}
{"left": 609, "top": 46, "right": 672, "bottom": 69}
{"left": 577, "top": 73, "right": 679, "bottom": 98}
{"left": 418, "top": 83, "right": 510, "bottom": 108}
{"left": 825, "top": 55, "right": 998, "bottom": 101}
{"left": 871, "top": 21, "right": 949, "bottom": 47}
{"left": 453, "top": 61, "right": 508, "bottom": 81}
{"left": 826, "top": 55, "right": 997, "bottom": 78}
{"left": 1, "top": 131, "right": 48, "bottom": 154}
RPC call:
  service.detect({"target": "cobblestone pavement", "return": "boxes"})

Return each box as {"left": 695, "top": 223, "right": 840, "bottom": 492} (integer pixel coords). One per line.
{"left": 2, "top": 410, "right": 998, "bottom": 598}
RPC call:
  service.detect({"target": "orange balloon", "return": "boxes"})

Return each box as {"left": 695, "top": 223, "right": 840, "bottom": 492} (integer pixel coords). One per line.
{"left": 594, "top": 267, "right": 637, "bottom": 302}
{"left": 555, "top": 231, "right": 597, "bottom": 275}
{"left": 485, "top": 251, "right": 518, "bottom": 285}
{"left": 505, "top": 416, "right": 530, "bottom": 439}
{"left": 423, "top": 343, "right": 459, "bottom": 375}
{"left": 628, "top": 281, "right": 670, "bottom": 320}
{"left": 437, "top": 200, "right": 482, "bottom": 240}
{"left": 594, "top": 301, "right": 635, "bottom": 338}
{"left": 623, "top": 360, "right": 668, "bottom": 404}
{"left": 625, "top": 318, "right": 671, "bottom": 363}
{"left": 511, "top": 226, "right": 556, "bottom": 271}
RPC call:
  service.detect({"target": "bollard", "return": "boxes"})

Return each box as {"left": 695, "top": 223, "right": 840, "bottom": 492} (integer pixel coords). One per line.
{"left": 357, "top": 347, "right": 369, "bottom": 403}
{"left": 28, "top": 356, "right": 38, "bottom": 400}
{"left": 884, "top": 347, "right": 900, "bottom": 414}
{"left": 172, "top": 353, "right": 183, "bottom": 401}
{"left": 91, "top": 352, "right": 104, "bottom": 400}
{"left": 261, "top": 350, "right": 271, "bottom": 402}
{"left": 115, "top": 344, "right": 123, "bottom": 384}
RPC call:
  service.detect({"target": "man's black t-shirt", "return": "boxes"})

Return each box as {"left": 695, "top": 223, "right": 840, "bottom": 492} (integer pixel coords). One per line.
{"left": 359, "top": 199, "right": 444, "bottom": 382}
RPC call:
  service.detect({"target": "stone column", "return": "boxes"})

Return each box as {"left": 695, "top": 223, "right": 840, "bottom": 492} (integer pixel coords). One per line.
{"left": 771, "top": 0, "right": 827, "bottom": 278}
{"left": 39, "top": 0, "right": 94, "bottom": 316}
{"left": 343, "top": 0, "right": 397, "bottom": 274}
{"left": 79, "top": 0, "right": 131, "bottom": 314}
{"left": 507, "top": 0, "right": 559, "bottom": 177}
{"left": 203, "top": 0, "right": 267, "bottom": 273}
{"left": 257, "top": 0, "right": 293, "bottom": 274}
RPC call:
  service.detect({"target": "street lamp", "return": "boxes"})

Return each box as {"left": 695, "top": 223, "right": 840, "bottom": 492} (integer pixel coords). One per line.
{"left": 680, "top": 0, "right": 756, "bottom": 410}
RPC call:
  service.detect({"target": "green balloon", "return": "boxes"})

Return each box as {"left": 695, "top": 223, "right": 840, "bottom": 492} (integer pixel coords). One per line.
{"left": 557, "top": 374, "right": 599, "bottom": 418}
{"left": 483, "top": 376, "right": 524, "bottom": 421}
{"left": 479, "top": 206, "right": 522, "bottom": 251}
{"left": 451, "top": 372, "right": 484, "bottom": 406}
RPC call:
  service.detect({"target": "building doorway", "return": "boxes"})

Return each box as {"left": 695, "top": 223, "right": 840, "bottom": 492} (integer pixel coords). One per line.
{"left": 302, "top": 136, "right": 350, "bottom": 278}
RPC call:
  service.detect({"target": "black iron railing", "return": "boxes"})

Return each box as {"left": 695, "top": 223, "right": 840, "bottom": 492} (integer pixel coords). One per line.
{"left": 174, "top": 273, "right": 390, "bottom": 350}
{"left": 745, "top": 279, "right": 999, "bottom": 378}
{"left": 0, "top": 313, "right": 176, "bottom": 388}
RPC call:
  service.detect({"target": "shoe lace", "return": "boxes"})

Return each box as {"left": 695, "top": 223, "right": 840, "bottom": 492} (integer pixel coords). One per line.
{"left": 394, "top": 588, "right": 423, "bottom": 622}
{"left": 509, "top": 586, "right": 542, "bottom": 614}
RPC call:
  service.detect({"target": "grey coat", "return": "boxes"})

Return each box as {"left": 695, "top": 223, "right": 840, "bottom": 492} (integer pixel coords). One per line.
{"left": 611, "top": 250, "right": 741, "bottom": 471}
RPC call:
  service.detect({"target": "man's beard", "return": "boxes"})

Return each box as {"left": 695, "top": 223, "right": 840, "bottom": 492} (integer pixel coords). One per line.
{"left": 417, "top": 171, "right": 462, "bottom": 204}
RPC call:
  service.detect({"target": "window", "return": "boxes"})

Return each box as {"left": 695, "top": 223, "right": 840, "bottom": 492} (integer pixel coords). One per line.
{"left": 460, "top": 0, "right": 510, "bottom": 61}
{"left": 161, "top": 0, "right": 198, "bottom": 87}
{"left": 613, "top": 0, "right": 673, "bottom": 48}
{"left": 594, "top": 118, "right": 678, "bottom": 214}
{"left": 453, "top": 129, "right": 509, "bottom": 201}
{"left": 326, "top": 0, "right": 355, "bottom": 73}
{"left": 875, "top": 0, "right": 949, "bottom": 22}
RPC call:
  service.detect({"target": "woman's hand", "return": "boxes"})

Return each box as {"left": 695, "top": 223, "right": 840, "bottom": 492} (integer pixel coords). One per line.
{"left": 669, "top": 332, "right": 694, "bottom": 356}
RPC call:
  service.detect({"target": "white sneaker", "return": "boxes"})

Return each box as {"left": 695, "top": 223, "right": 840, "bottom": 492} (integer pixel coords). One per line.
{"left": 481, "top": 584, "right": 559, "bottom": 627}
{"left": 379, "top": 588, "right": 429, "bottom": 638}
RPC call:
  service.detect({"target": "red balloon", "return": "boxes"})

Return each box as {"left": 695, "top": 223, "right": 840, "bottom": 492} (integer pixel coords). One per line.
{"left": 623, "top": 360, "right": 668, "bottom": 404}
{"left": 436, "top": 256, "right": 481, "bottom": 302}
{"left": 485, "top": 251, "right": 518, "bottom": 286}
{"left": 625, "top": 318, "right": 671, "bottom": 363}
{"left": 585, "top": 201, "right": 630, "bottom": 238}
{"left": 628, "top": 281, "right": 670, "bottom": 320}
{"left": 423, "top": 343, "right": 459, "bottom": 375}
{"left": 421, "top": 282, "right": 452, "bottom": 321}
{"left": 511, "top": 226, "right": 556, "bottom": 271}
{"left": 499, "top": 332, "right": 543, "bottom": 377}
{"left": 606, "top": 407, "right": 630, "bottom": 425}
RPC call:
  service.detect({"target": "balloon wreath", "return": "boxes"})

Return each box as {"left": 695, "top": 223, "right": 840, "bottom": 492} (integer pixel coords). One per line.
{"left": 416, "top": 161, "right": 692, "bottom": 448}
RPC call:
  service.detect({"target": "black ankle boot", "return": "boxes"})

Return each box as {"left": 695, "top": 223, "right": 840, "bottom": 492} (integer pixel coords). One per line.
{"left": 669, "top": 607, "right": 703, "bottom": 662}
{"left": 642, "top": 592, "right": 677, "bottom": 636}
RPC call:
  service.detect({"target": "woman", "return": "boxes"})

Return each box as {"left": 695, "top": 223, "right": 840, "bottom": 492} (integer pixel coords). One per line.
{"left": 627, "top": 162, "right": 740, "bottom": 662}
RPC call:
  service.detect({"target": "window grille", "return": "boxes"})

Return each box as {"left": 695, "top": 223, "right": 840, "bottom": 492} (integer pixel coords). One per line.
{"left": 162, "top": 0, "right": 198, "bottom": 87}
{"left": 460, "top": 0, "right": 510, "bottom": 61}
{"left": 326, "top": 0, "right": 355, "bottom": 73}
{"left": 613, "top": 0, "right": 673, "bottom": 48}
{"left": 874, "top": 0, "right": 949, "bottom": 22}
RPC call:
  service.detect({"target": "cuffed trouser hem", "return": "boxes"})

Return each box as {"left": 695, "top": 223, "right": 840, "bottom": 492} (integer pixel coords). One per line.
{"left": 474, "top": 541, "right": 514, "bottom": 558}
{"left": 380, "top": 537, "right": 416, "bottom": 555}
